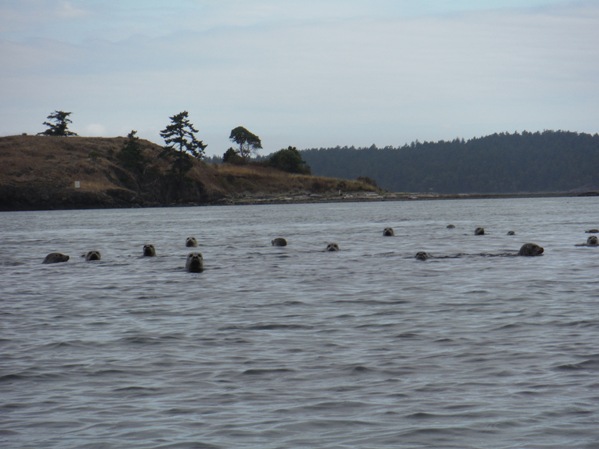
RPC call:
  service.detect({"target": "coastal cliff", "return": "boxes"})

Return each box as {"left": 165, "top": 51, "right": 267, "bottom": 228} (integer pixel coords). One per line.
{"left": 0, "top": 135, "right": 382, "bottom": 211}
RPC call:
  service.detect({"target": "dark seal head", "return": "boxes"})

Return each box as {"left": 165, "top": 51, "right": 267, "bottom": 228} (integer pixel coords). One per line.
{"left": 415, "top": 251, "right": 431, "bottom": 261}
{"left": 143, "top": 244, "right": 156, "bottom": 257}
{"left": 185, "top": 237, "right": 198, "bottom": 248}
{"left": 326, "top": 243, "right": 340, "bottom": 252}
{"left": 43, "top": 252, "right": 69, "bottom": 264}
{"left": 586, "top": 229, "right": 599, "bottom": 234}
{"left": 186, "top": 252, "right": 204, "bottom": 273}
{"left": 271, "top": 237, "right": 287, "bottom": 247}
{"left": 587, "top": 235, "right": 598, "bottom": 246}
{"left": 518, "top": 243, "right": 544, "bottom": 257}
{"left": 507, "top": 230, "right": 516, "bottom": 236}
{"left": 475, "top": 227, "right": 485, "bottom": 236}
{"left": 446, "top": 224, "right": 455, "bottom": 229}
{"left": 383, "top": 227, "right": 395, "bottom": 236}
{"left": 84, "top": 250, "right": 101, "bottom": 261}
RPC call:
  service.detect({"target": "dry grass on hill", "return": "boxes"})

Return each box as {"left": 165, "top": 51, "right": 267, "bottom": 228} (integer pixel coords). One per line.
{"left": 0, "top": 135, "right": 381, "bottom": 209}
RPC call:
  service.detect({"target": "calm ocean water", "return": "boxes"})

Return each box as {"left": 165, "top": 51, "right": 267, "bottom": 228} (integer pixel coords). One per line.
{"left": 1, "top": 197, "right": 599, "bottom": 449}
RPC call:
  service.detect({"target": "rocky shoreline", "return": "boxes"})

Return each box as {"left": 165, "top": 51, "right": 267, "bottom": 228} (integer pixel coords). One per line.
{"left": 213, "top": 189, "right": 598, "bottom": 207}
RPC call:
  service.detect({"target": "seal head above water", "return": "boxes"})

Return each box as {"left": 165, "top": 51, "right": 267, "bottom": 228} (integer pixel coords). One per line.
{"left": 186, "top": 252, "right": 204, "bottom": 273}
{"left": 271, "top": 238, "right": 287, "bottom": 247}
{"left": 518, "top": 243, "right": 544, "bottom": 256}
{"left": 383, "top": 227, "right": 395, "bottom": 236}
{"left": 415, "top": 251, "right": 431, "bottom": 261}
{"left": 43, "top": 252, "right": 69, "bottom": 264}
{"left": 475, "top": 227, "right": 485, "bottom": 236}
{"left": 186, "top": 237, "right": 198, "bottom": 248}
{"left": 326, "top": 243, "right": 340, "bottom": 252}
{"left": 576, "top": 235, "right": 599, "bottom": 247}
{"left": 142, "top": 244, "right": 156, "bottom": 257}
{"left": 83, "top": 250, "right": 101, "bottom": 261}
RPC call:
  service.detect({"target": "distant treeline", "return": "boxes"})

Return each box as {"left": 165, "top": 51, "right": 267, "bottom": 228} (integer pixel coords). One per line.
{"left": 299, "top": 130, "right": 599, "bottom": 194}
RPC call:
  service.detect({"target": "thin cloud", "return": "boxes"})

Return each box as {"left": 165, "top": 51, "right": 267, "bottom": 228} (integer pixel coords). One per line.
{"left": 1, "top": 1, "right": 598, "bottom": 155}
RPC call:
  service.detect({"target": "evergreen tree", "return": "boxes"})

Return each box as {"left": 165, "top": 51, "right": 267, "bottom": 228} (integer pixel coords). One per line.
{"left": 159, "top": 111, "right": 207, "bottom": 178}
{"left": 38, "top": 110, "right": 78, "bottom": 136}
{"left": 117, "top": 130, "right": 146, "bottom": 175}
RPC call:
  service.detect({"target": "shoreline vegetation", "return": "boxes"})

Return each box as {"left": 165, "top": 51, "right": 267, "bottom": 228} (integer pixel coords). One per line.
{"left": 0, "top": 135, "right": 597, "bottom": 212}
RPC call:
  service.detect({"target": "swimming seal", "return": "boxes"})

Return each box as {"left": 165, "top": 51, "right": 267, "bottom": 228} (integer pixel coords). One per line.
{"left": 271, "top": 238, "right": 287, "bottom": 247}
{"left": 507, "top": 231, "right": 516, "bottom": 236}
{"left": 142, "top": 244, "right": 156, "bottom": 257}
{"left": 577, "top": 235, "right": 599, "bottom": 247}
{"left": 446, "top": 224, "right": 455, "bottom": 229}
{"left": 383, "top": 227, "right": 395, "bottom": 236}
{"left": 43, "top": 253, "right": 69, "bottom": 264}
{"left": 83, "top": 250, "right": 101, "bottom": 261}
{"left": 518, "top": 243, "right": 544, "bottom": 256}
{"left": 186, "top": 252, "right": 204, "bottom": 273}
{"left": 186, "top": 237, "right": 198, "bottom": 248}
{"left": 415, "top": 251, "right": 431, "bottom": 261}
{"left": 326, "top": 243, "right": 340, "bottom": 252}
{"left": 586, "top": 229, "right": 599, "bottom": 234}
{"left": 475, "top": 227, "right": 485, "bottom": 236}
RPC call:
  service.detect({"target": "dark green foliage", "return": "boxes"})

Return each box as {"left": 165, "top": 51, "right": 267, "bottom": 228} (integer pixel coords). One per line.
{"left": 38, "top": 110, "right": 78, "bottom": 136}
{"left": 222, "top": 147, "right": 245, "bottom": 165}
{"left": 160, "top": 111, "right": 207, "bottom": 178}
{"left": 268, "top": 146, "right": 311, "bottom": 174}
{"left": 301, "top": 131, "right": 599, "bottom": 194}
{"left": 117, "top": 130, "right": 146, "bottom": 175}
{"left": 229, "top": 126, "right": 262, "bottom": 159}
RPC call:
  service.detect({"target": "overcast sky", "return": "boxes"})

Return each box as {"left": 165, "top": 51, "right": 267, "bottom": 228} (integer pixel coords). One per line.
{"left": 1, "top": 0, "right": 598, "bottom": 156}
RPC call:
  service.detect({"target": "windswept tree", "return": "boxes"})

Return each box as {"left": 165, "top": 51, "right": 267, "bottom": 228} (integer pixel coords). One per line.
{"left": 38, "top": 110, "right": 78, "bottom": 136}
{"left": 160, "top": 111, "right": 207, "bottom": 178}
{"left": 229, "top": 126, "right": 262, "bottom": 160}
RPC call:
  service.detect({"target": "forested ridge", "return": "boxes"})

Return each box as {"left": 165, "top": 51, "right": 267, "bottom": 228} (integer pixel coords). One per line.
{"left": 300, "top": 131, "right": 599, "bottom": 194}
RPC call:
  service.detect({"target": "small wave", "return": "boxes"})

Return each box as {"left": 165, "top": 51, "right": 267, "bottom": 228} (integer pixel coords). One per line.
{"left": 395, "top": 332, "right": 421, "bottom": 339}
{"left": 154, "top": 443, "right": 223, "bottom": 449}
{"left": 245, "top": 323, "right": 312, "bottom": 331}
{"left": 556, "top": 358, "right": 599, "bottom": 371}
{"left": 242, "top": 368, "right": 295, "bottom": 375}
{"left": 348, "top": 365, "right": 372, "bottom": 374}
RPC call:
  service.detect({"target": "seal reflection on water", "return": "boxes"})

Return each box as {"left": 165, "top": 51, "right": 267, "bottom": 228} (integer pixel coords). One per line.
{"left": 186, "top": 252, "right": 204, "bottom": 273}
{"left": 43, "top": 252, "right": 69, "bottom": 264}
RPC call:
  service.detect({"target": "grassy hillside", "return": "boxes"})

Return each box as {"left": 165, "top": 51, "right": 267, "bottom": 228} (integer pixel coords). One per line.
{"left": 0, "top": 135, "right": 380, "bottom": 211}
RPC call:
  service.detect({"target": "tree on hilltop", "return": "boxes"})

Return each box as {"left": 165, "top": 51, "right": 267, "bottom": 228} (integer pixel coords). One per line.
{"left": 117, "top": 130, "right": 146, "bottom": 175}
{"left": 269, "top": 146, "right": 311, "bottom": 174}
{"left": 229, "top": 126, "right": 262, "bottom": 160}
{"left": 159, "top": 111, "right": 207, "bottom": 178}
{"left": 38, "top": 110, "right": 78, "bottom": 136}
